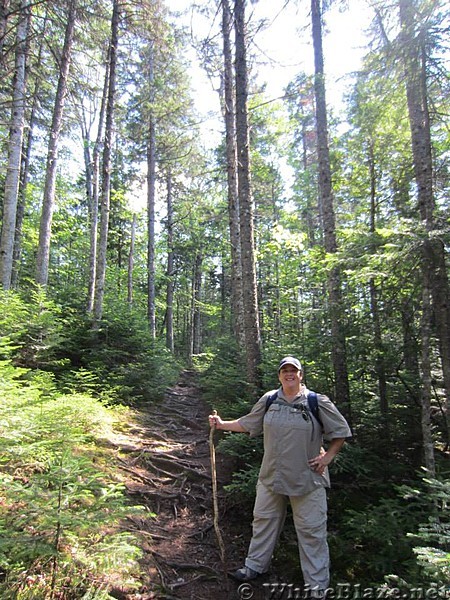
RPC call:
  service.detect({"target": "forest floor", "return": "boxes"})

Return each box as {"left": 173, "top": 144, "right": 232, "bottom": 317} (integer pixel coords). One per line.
{"left": 108, "top": 369, "right": 269, "bottom": 600}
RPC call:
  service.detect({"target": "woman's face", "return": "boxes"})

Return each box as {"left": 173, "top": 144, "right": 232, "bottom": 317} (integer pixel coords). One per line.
{"left": 278, "top": 365, "right": 302, "bottom": 387}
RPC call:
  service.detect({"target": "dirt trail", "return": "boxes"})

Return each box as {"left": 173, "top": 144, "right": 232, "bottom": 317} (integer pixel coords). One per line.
{"left": 112, "top": 369, "right": 248, "bottom": 600}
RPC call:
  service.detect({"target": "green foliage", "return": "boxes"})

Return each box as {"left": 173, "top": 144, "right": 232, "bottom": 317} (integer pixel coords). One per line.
{"left": 0, "top": 290, "right": 181, "bottom": 405}
{"left": 223, "top": 465, "right": 260, "bottom": 508}
{"left": 0, "top": 288, "right": 66, "bottom": 370}
{"left": 331, "top": 472, "right": 450, "bottom": 588}
{"left": 0, "top": 359, "right": 144, "bottom": 598}
{"left": 198, "top": 337, "right": 252, "bottom": 415}
{"left": 404, "top": 476, "right": 450, "bottom": 585}
{"left": 218, "top": 433, "right": 263, "bottom": 506}
{"left": 331, "top": 493, "right": 423, "bottom": 584}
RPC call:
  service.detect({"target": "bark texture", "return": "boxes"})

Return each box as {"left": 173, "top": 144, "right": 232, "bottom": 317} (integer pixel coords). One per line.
{"left": 222, "top": 0, "right": 245, "bottom": 348}
{"left": 311, "top": 0, "right": 351, "bottom": 420}
{"left": 94, "top": 0, "right": 119, "bottom": 322}
{"left": 399, "top": 0, "right": 450, "bottom": 460}
{"left": 234, "top": 0, "right": 262, "bottom": 387}
{"left": 0, "top": 1, "right": 30, "bottom": 289}
{"left": 35, "top": 0, "right": 77, "bottom": 286}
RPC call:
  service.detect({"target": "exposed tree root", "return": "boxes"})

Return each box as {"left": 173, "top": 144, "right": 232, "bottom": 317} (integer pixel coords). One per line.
{"left": 110, "top": 370, "right": 242, "bottom": 599}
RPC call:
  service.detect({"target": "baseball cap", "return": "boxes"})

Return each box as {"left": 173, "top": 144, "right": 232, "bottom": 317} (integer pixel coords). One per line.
{"left": 278, "top": 356, "right": 302, "bottom": 372}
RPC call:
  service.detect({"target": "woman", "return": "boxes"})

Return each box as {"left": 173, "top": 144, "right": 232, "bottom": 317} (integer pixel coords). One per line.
{"left": 209, "top": 356, "right": 351, "bottom": 598}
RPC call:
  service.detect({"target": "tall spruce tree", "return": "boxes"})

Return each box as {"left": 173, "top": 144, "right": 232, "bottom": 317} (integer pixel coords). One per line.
{"left": 310, "top": 0, "right": 351, "bottom": 420}
{"left": 234, "top": 0, "right": 262, "bottom": 388}
{"left": 399, "top": 0, "right": 450, "bottom": 465}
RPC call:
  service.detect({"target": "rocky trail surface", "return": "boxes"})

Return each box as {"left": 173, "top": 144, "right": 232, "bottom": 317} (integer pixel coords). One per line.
{"left": 110, "top": 370, "right": 252, "bottom": 600}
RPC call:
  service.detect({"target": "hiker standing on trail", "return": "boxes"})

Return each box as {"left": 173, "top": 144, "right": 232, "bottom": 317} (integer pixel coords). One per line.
{"left": 208, "top": 356, "right": 351, "bottom": 598}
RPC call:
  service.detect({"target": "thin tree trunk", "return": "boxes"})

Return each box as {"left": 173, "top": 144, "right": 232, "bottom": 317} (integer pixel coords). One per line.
{"left": 368, "top": 139, "right": 389, "bottom": 442}
{"left": 401, "top": 298, "right": 420, "bottom": 375}
{"left": 93, "top": 0, "right": 119, "bottom": 323}
{"left": 0, "top": 0, "right": 29, "bottom": 289}
{"left": 166, "top": 171, "right": 174, "bottom": 353}
{"left": 0, "top": 0, "right": 10, "bottom": 70}
{"left": 234, "top": 0, "right": 261, "bottom": 388}
{"left": 191, "top": 254, "right": 202, "bottom": 358}
{"left": 79, "top": 109, "right": 92, "bottom": 219}
{"left": 35, "top": 0, "right": 77, "bottom": 286}
{"left": 128, "top": 213, "right": 136, "bottom": 305}
{"left": 311, "top": 0, "right": 351, "bottom": 422}
{"left": 12, "top": 4, "right": 41, "bottom": 288}
{"left": 146, "top": 43, "right": 157, "bottom": 338}
{"left": 87, "top": 45, "right": 109, "bottom": 313}
{"left": 221, "top": 0, "right": 245, "bottom": 347}
{"left": 419, "top": 264, "right": 436, "bottom": 474}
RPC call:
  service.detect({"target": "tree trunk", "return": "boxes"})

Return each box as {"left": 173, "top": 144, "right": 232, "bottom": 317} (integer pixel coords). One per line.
{"left": 0, "top": 0, "right": 30, "bottom": 289}
{"left": 399, "top": 0, "right": 450, "bottom": 447}
{"left": 35, "top": 0, "right": 77, "bottom": 286}
{"left": 311, "top": 0, "right": 351, "bottom": 422}
{"left": 79, "top": 110, "right": 93, "bottom": 221}
{"left": 368, "top": 139, "right": 389, "bottom": 442}
{"left": 12, "top": 4, "right": 42, "bottom": 288}
{"left": 146, "top": 43, "right": 157, "bottom": 338}
{"left": 419, "top": 262, "right": 436, "bottom": 474}
{"left": 221, "top": 0, "right": 245, "bottom": 347}
{"left": 234, "top": 0, "right": 262, "bottom": 388}
{"left": 87, "top": 45, "right": 109, "bottom": 313}
{"left": 93, "top": 0, "right": 119, "bottom": 323}
{"left": 401, "top": 298, "right": 420, "bottom": 376}
{"left": 190, "top": 253, "right": 202, "bottom": 359}
{"left": 128, "top": 213, "right": 136, "bottom": 306}
{"left": 0, "top": 0, "right": 10, "bottom": 70}
{"left": 166, "top": 171, "right": 174, "bottom": 354}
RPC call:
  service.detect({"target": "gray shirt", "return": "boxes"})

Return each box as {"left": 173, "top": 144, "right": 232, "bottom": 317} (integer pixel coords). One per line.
{"left": 237, "top": 387, "right": 352, "bottom": 496}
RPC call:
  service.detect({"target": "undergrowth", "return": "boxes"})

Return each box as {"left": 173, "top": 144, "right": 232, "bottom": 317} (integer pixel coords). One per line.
{"left": 0, "top": 358, "right": 145, "bottom": 599}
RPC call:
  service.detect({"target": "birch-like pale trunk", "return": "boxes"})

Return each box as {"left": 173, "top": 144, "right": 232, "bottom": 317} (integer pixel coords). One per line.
{"left": 419, "top": 264, "right": 436, "bottom": 474}
{"left": 35, "top": 0, "right": 77, "bottom": 286}
{"left": 12, "top": 5, "right": 44, "bottom": 288}
{"left": 0, "top": 0, "right": 30, "bottom": 289}
{"left": 93, "top": 0, "right": 119, "bottom": 323}
{"left": 87, "top": 45, "right": 109, "bottom": 313}
{"left": 367, "top": 140, "right": 389, "bottom": 444}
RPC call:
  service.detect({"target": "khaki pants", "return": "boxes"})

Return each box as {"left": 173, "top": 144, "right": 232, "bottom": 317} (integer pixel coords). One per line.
{"left": 245, "top": 482, "right": 329, "bottom": 592}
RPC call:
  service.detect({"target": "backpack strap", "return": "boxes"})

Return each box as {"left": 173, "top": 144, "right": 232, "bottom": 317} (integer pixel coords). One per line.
{"left": 265, "top": 390, "right": 323, "bottom": 430}
{"left": 306, "top": 391, "right": 323, "bottom": 429}
{"left": 264, "top": 390, "right": 279, "bottom": 413}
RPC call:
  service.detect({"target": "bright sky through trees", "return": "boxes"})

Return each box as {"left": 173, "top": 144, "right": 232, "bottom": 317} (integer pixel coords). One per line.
{"left": 169, "top": 0, "right": 373, "bottom": 146}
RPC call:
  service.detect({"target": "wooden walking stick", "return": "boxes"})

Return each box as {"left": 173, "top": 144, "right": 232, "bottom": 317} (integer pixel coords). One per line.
{"left": 209, "top": 410, "right": 228, "bottom": 581}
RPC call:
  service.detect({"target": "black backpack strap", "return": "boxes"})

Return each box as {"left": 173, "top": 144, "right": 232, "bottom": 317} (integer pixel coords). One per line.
{"left": 307, "top": 391, "right": 323, "bottom": 429}
{"left": 265, "top": 391, "right": 278, "bottom": 413}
